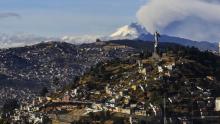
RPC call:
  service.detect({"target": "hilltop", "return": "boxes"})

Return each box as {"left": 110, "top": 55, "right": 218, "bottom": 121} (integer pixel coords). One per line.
{"left": 44, "top": 44, "right": 220, "bottom": 123}
{"left": 0, "top": 40, "right": 185, "bottom": 89}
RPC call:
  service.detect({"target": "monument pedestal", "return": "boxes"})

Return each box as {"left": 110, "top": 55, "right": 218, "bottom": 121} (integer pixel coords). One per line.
{"left": 152, "top": 52, "right": 160, "bottom": 60}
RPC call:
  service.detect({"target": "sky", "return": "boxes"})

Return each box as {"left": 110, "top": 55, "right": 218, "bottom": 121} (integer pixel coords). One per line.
{"left": 0, "top": 0, "right": 220, "bottom": 44}
{"left": 0, "top": 0, "right": 146, "bottom": 37}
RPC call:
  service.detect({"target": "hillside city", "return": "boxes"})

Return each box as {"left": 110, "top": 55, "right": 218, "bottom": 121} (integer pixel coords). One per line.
{"left": 0, "top": 38, "right": 219, "bottom": 124}
{"left": 2, "top": 0, "right": 220, "bottom": 124}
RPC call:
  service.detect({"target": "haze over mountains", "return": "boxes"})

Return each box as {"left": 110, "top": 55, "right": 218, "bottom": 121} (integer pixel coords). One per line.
{"left": 0, "top": 23, "right": 218, "bottom": 51}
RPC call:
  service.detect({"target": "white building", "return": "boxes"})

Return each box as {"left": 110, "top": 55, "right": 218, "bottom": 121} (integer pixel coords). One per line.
{"left": 138, "top": 68, "right": 146, "bottom": 75}
{"left": 164, "top": 63, "right": 175, "bottom": 71}
{"left": 158, "top": 66, "right": 163, "bottom": 73}
{"left": 215, "top": 97, "right": 220, "bottom": 111}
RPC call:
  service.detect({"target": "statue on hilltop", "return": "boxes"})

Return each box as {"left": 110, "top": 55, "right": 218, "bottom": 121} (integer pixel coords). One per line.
{"left": 154, "top": 31, "right": 160, "bottom": 54}
{"left": 152, "top": 31, "right": 161, "bottom": 60}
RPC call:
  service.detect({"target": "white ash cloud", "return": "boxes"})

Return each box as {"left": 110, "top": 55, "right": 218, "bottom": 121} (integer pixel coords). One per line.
{"left": 137, "top": 0, "right": 220, "bottom": 42}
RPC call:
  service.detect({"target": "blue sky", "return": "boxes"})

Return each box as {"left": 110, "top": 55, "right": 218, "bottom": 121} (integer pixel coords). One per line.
{"left": 0, "top": 0, "right": 146, "bottom": 37}
{"left": 0, "top": 0, "right": 219, "bottom": 43}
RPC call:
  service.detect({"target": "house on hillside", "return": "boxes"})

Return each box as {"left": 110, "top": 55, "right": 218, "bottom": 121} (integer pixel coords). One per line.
{"left": 215, "top": 97, "right": 220, "bottom": 111}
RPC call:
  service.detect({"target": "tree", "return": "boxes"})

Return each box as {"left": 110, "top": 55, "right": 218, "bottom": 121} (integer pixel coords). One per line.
{"left": 52, "top": 77, "right": 60, "bottom": 86}
{"left": 96, "top": 39, "right": 101, "bottom": 42}
{"left": 2, "top": 99, "right": 19, "bottom": 119}
{"left": 40, "top": 87, "right": 48, "bottom": 97}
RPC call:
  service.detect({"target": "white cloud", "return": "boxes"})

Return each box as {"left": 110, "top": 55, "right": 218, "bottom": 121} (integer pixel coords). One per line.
{"left": 0, "top": 33, "right": 56, "bottom": 48}
{"left": 61, "top": 35, "right": 101, "bottom": 44}
{"left": 137, "top": 0, "right": 220, "bottom": 42}
{"left": 0, "top": 33, "right": 102, "bottom": 48}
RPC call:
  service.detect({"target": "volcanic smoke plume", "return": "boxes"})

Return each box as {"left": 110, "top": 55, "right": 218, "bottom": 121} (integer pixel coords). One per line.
{"left": 137, "top": 0, "right": 220, "bottom": 42}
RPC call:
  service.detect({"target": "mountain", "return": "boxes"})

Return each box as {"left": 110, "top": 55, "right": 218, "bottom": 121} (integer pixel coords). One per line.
{"left": 109, "top": 23, "right": 218, "bottom": 51}
{"left": 0, "top": 39, "right": 216, "bottom": 90}
{"left": 0, "top": 23, "right": 217, "bottom": 51}
{"left": 1, "top": 39, "right": 220, "bottom": 123}
{"left": 0, "top": 40, "right": 192, "bottom": 109}
{"left": 110, "top": 23, "right": 149, "bottom": 39}
{"left": 49, "top": 42, "right": 220, "bottom": 123}
{"left": 0, "top": 39, "right": 190, "bottom": 90}
{"left": 0, "top": 41, "right": 137, "bottom": 89}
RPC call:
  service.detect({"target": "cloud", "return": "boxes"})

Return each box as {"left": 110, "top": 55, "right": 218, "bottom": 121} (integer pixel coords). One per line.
{"left": 137, "top": 0, "right": 220, "bottom": 42}
{"left": 0, "top": 12, "right": 21, "bottom": 19}
{"left": 0, "top": 33, "right": 57, "bottom": 48}
{"left": 61, "top": 35, "right": 100, "bottom": 44}
{"left": 0, "top": 33, "right": 103, "bottom": 48}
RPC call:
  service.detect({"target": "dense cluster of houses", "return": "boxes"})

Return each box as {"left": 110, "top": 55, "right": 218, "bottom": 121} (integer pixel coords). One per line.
{"left": 0, "top": 41, "right": 135, "bottom": 107}
{"left": 1, "top": 43, "right": 220, "bottom": 123}
{"left": 0, "top": 86, "right": 36, "bottom": 110}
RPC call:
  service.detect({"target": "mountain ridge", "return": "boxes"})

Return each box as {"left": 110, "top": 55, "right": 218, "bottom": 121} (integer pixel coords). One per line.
{"left": 109, "top": 23, "right": 218, "bottom": 51}
{"left": 0, "top": 23, "right": 217, "bottom": 52}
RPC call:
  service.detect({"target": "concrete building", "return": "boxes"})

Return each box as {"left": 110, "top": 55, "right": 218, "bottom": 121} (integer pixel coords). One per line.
{"left": 219, "top": 42, "right": 220, "bottom": 56}
{"left": 215, "top": 97, "right": 220, "bottom": 111}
